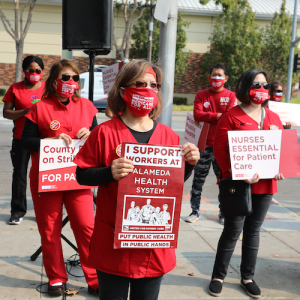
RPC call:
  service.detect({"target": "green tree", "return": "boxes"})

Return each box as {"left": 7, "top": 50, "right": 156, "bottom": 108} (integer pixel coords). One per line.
{"left": 130, "top": 10, "right": 191, "bottom": 87}
{"left": 261, "top": 0, "right": 294, "bottom": 84}
{"left": 199, "top": 1, "right": 262, "bottom": 88}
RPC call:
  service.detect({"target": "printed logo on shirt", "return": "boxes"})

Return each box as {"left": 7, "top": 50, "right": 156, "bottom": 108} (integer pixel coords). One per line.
{"left": 220, "top": 97, "right": 230, "bottom": 105}
{"left": 49, "top": 120, "right": 60, "bottom": 131}
{"left": 204, "top": 102, "right": 210, "bottom": 108}
{"left": 269, "top": 125, "right": 279, "bottom": 130}
{"left": 30, "top": 95, "right": 41, "bottom": 105}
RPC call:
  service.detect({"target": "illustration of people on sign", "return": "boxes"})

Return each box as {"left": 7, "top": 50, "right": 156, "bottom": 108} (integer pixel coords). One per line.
{"left": 160, "top": 204, "right": 171, "bottom": 225}
{"left": 132, "top": 206, "right": 142, "bottom": 223}
{"left": 141, "top": 199, "right": 155, "bottom": 224}
{"left": 125, "top": 199, "right": 171, "bottom": 226}
{"left": 126, "top": 201, "right": 136, "bottom": 220}
{"left": 150, "top": 207, "right": 161, "bottom": 225}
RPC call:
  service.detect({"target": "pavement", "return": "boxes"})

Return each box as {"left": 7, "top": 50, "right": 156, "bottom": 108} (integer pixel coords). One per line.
{"left": 0, "top": 108, "right": 299, "bottom": 299}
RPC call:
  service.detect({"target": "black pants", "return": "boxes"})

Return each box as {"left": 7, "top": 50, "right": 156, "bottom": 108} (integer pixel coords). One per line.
{"left": 190, "top": 146, "right": 221, "bottom": 214}
{"left": 97, "top": 270, "right": 163, "bottom": 300}
{"left": 212, "top": 194, "right": 272, "bottom": 280}
{"left": 10, "top": 138, "right": 30, "bottom": 218}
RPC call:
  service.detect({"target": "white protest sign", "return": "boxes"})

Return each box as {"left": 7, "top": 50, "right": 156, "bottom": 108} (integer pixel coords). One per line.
{"left": 268, "top": 101, "right": 300, "bottom": 126}
{"left": 102, "top": 62, "right": 124, "bottom": 94}
{"left": 184, "top": 113, "right": 203, "bottom": 145}
{"left": 38, "top": 139, "right": 93, "bottom": 192}
{"left": 228, "top": 130, "right": 282, "bottom": 180}
{"left": 39, "top": 139, "right": 84, "bottom": 172}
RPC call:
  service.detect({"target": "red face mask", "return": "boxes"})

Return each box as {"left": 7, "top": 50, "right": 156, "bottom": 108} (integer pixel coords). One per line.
{"left": 272, "top": 93, "right": 283, "bottom": 102}
{"left": 209, "top": 76, "right": 225, "bottom": 89}
{"left": 122, "top": 87, "right": 158, "bottom": 117}
{"left": 25, "top": 71, "right": 43, "bottom": 85}
{"left": 53, "top": 78, "right": 79, "bottom": 98}
{"left": 249, "top": 87, "right": 270, "bottom": 105}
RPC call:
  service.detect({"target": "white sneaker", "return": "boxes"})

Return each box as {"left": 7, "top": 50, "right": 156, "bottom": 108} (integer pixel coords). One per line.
{"left": 186, "top": 212, "right": 199, "bottom": 223}
{"left": 8, "top": 215, "right": 23, "bottom": 225}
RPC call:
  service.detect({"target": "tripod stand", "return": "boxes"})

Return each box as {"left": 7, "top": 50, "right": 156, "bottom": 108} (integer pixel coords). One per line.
{"left": 30, "top": 215, "right": 78, "bottom": 261}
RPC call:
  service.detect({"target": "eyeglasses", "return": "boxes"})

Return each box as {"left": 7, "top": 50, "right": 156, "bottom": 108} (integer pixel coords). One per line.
{"left": 131, "top": 80, "right": 161, "bottom": 91}
{"left": 252, "top": 82, "right": 270, "bottom": 90}
{"left": 275, "top": 90, "right": 283, "bottom": 93}
{"left": 61, "top": 73, "right": 80, "bottom": 82}
{"left": 26, "top": 69, "right": 42, "bottom": 74}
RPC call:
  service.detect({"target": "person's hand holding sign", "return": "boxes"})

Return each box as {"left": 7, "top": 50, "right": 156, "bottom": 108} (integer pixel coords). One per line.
{"left": 111, "top": 158, "right": 134, "bottom": 180}
{"left": 243, "top": 173, "right": 260, "bottom": 185}
{"left": 275, "top": 173, "right": 284, "bottom": 181}
{"left": 76, "top": 127, "right": 90, "bottom": 141}
{"left": 46, "top": 133, "right": 72, "bottom": 147}
{"left": 181, "top": 142, "right": 200, "bottom": 165}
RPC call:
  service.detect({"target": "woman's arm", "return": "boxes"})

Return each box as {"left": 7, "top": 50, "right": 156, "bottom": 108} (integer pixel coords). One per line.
{"left": 213, "top": 112, "right": 234, "bottom": 173}
{"left": 3, "top": 101, "right": 30, "bottom": 120}
{"left": 21, "top": 118, "right": 41, "bottom": 151}
{"left": 76, "top": 166, "right": 115, "bottom": 186}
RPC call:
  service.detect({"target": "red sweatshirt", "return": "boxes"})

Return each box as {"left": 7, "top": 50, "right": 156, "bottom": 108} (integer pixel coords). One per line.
{"left": 213, "top": 106, "right": 284, "bottom": 194}
{"left": 193, "top": 88, "right": 236, "bottom": 147}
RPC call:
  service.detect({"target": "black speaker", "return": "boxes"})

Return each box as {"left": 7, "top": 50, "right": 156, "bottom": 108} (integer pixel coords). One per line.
{"left": 62, "top": 0, "right": 113, "bottom": 54}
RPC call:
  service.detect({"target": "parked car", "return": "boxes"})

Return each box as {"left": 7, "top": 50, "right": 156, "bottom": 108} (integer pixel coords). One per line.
{"left": 80, "top": 65, "right": 108, "bottom": 111}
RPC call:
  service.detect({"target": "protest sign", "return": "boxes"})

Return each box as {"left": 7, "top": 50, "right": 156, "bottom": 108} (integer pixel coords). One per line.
{"left": 228, "top": 130, "right": 282, "bottom": 180}
{"left": 184, "top": 113, "right": 209, "bottom": 152}
{"left": 268, "top": 101, "right": 300, "bottom": 126}
{"left": 114, "top": 143, "right": 185, "bottom": 249}
{"left": 38, "top": 139, "right": 93, "bottom": 192}
{"left": 102, "top": 62, "right": 124, "bottom": 94}
{"left": 228, "top": 129, "right": 300, "bottom": 180}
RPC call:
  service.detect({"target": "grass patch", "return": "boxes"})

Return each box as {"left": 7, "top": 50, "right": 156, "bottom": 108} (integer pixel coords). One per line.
{"left": 0, "top": 96, "right": 3, "bottom": 104}
{"left": 289, "top": 97, "right": 300, "bottom": 104}
{"left": 172, "top": 104, "right": 193, "bottom": 111}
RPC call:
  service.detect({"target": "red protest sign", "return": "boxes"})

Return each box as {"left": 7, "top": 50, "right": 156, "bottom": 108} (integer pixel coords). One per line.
{"left": 114, "top": 142, "right": 185, "bottom": 249}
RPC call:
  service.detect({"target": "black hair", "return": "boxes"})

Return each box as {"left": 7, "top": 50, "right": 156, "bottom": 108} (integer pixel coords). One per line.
{"left": 22, "top": 55, "right": 44, "bottom": 71}
{"left": 235, "top": 69, "right": 270, "bottom": 105}
{"left": 210, "top": 64, "right": 227, "bottom": 76}
{"left": 270, "top": 81, "right": 283, "bottom": 94}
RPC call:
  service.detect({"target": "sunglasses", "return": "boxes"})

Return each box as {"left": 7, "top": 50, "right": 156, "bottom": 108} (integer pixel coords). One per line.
{"left": 132, "top": 80, "right": 161, "bottom": 91}
{"left": 61, "top": 73, "right": 80, "bottom": 82}
{"left": 26, "top": 69, "right": 42, "bottom": 74}
{"left": 252, "top": 82, "right": 270, "bottom": 90}
{"left": 275, "top": 90, "right": 283, "bottom": 93}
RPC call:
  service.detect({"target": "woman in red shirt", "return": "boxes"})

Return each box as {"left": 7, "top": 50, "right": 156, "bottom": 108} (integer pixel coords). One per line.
{"left": 263, "top": 81, "right": 291, "bottom": 129}
{"left": 74, "top": 60, "right": 200, "bottom": 300}
{"left": 3, "top": 55, "right": 45, "bottom": 225}
{"left": 208, "top": 69, "right": 284, "bottom": 299}
{"left": 21, "top": 60, "right": 99, "bottom": 296}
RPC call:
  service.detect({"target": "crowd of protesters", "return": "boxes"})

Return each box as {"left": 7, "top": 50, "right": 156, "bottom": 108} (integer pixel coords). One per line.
{"left": 2, "top": 56, "right": 288, "bottom": 299}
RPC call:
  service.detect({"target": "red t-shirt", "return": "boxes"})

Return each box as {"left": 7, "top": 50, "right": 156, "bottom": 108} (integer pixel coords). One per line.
{"left": 25, "top": 94, "right": 98, "bottom": 182}
{"left": 193, "top": 88, "right": 236, "bottom": 147}
{"left": 3, "top": 81, "right": 45, "bottom": 139}
{"left": 74, "top": 117, "right": 180, "bottom": 278}
{"left": 213, "top": 106, "right": 284, "bottom": 194}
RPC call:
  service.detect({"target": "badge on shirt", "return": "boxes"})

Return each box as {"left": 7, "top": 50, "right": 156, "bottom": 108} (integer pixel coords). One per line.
{"left": 204, "top": 102, "right": 210, "bottom": 108}
{"left": 49, "top": 120, "right": 60, "bottom": 131}
{"left": 116, "top": 144, "right": 122, "bottom": 157}
{"left": 269, "top": 125, "right": 279, "bottom": 130}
